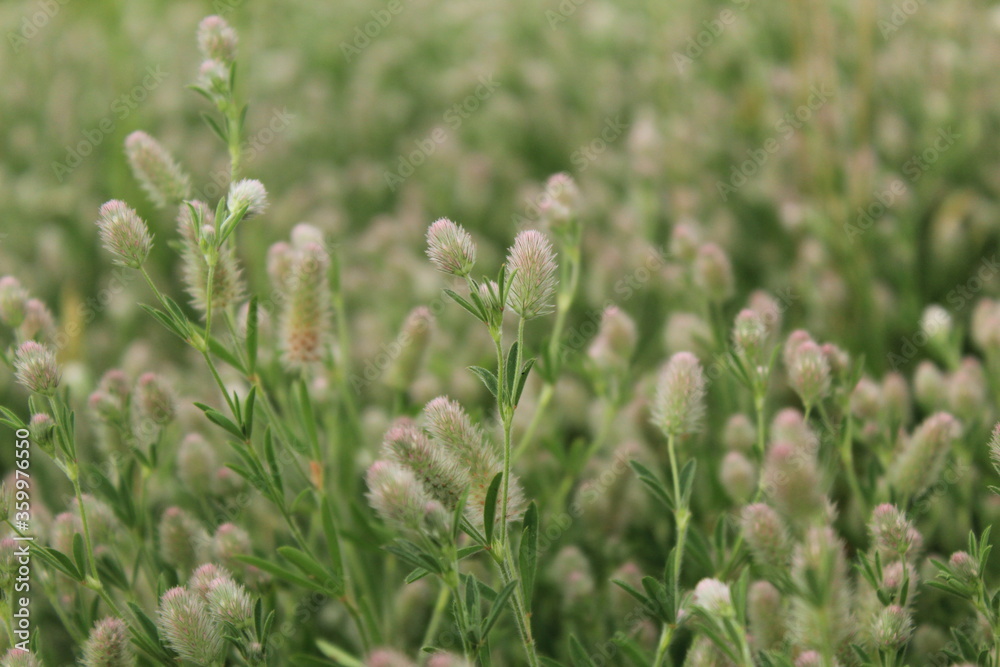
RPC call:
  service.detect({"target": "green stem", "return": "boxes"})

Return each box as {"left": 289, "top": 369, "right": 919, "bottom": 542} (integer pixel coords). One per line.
{"left": 651, "top": 623, "right": 673, "bottom": 667}
{"left": 513, "top": 382, "right": 553, "bottom": 462}
{"left": 420, "top": 585, "right": 452, "bottom": 662}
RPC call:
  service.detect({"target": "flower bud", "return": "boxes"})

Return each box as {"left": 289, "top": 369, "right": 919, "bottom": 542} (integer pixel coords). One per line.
{"left": 887, "top": 412, "right": 959, "bottom": 499}
{"left": 548, "top": 546, "right": 595, "bottom": 608}
{"left": 1, "top": 650, "right": 42, "bottom": 666}
{"left": 587, "top": 306, "right": 637, "bottom": 373}
{"left": 0, "top": 276, "right": 28, "bottom": 327}
{"left": 762, "top": 442, "right": 825, "bottom": 524}
{"left": 693, "top": 243, "right": 734, "bottom": 302}
{"left": 205, "top": 576, "right": 254, "bottom": 630}
{"left": 197, "top": 15, "right": 237, "bottom": 62}
{"left": 381, "top": 419, "right": 467, "bottom": 512}
{"left": 211, "top": 523, "right": 251, "bottom": 574}
{"left": 507, "top": 230, "right": 558, "bottom": 320}
{"left": 365, "top": 649, "right": 416, "bottom": 667}
{"left": 882, "top": 372, "right": 911, "bottom": 426}
{"left": 157, "top": 587, "right": 224, "bottom": 665}
{"left": 178, "top": 434, "right": 219, "bottom": 494}
{"left": 747, "top": 290, "right": 784, "bottom": 342}
{"left": 947, "top": 358, "right": 988, "bottom": 423}
{"left": 914, "top": 361, "right": 946, "bottom": 411}
{"left": 691, "top": 578, "right": 734, "bottom": 617}
{"left": 29, "top": 413, "right": 56, "bottom": 456}
{"left": 82, "top": 617, "right": 134, "bottom": 667}
{"left": 851, "top": 378, "right": 882, "bottom": 421}
{"left": 782, "top": 330, "right": 813, "bottom": 369}
{"left": 732, "top": 308, "right": 768, "bottom": 370}
{"left": 651, "top": 352, "right": 707, "bottom": 437}
{"left": 821, "top": 342, "right": 850, "bottom": 378}
{"left": 786, "top": 340, "right": 831, "bottom": 409}
{"left": 426, "top": 218, "right": 476, "bottom": 276}
{"left": 135, "top": 372, "right": 175, "bottom": 426}
{"left": 669, "top": 223, "right": 700, "bottom": 263}
{"left": 720, "top": 451, "right": 756, "bottom": 503}
{"left": 158, "top": 507, "right": 209, "bottom": 574}
{"left": 871, "top": 605, "right": 913, "bottom": 651}
{"left": 921, "top": 304, "right": 953, "bottom": 347}
{"left": 723, "top": 414, "right": 756, "bottom": 452}
{"left": 177, "top": 202, "right": 245, "bottom": 316}
{"left": 385, "top": 307, "right": 434, "bottom": 391}
{"left": 948, "top": 550, "right": 978, "bottom": 585}
{"left": 124, "top": 131, "right": 191, "bottom": 208}
{"left": 189, "top": 563, "right": 234, "bottom": 600}
{"left": 226, "top": 179, "right": 269, "bottom": 220}
{"left": 748, "top": 580, "right": 785, "bottom": 651}
{"left": 19, "top": 299, "right": 54, "bottom": 342}
{"left": 741, "top": 503, "right": 792, "bottom": 569}
{"left": 971, "top": 298, "right": 1000, "bottom": 354}
{"left": 365, "top": 460, "right": 446, "bottom": 535}
{"left": 96, "top": 200, "right": 153, "bottom": 269}
{"left": 539, "top": 172, "right": 581, "bottom": 234}
{"left": 13, "top": 341, "right": 60, "bottom": 395}
{"left": 794, "top": 651, "right": 822, "bottom": 667}
{"left": 869, "top": 504, "right": 920, "bottom": 560}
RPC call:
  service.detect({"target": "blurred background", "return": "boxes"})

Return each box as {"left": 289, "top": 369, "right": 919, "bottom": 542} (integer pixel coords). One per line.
{"left": 3, "top": 0, "right": 1000, "bottom": 662}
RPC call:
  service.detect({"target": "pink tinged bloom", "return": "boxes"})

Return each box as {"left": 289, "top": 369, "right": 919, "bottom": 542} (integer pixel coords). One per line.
{"left": 96, "top": 200, "right": 153, "bottom": 269}
{"left": 81, "top": 616, "right": 134, "bottom": 667}
{"left": 786, "top": 340, "right": 831, "bottom": 408}
{"left": 507, "top": 230, "right": 558, "bottom": 319}
{"left": 124, "top": 131, "right": 191, "bottom": 208}
{"left": 693, "top": 242, "right": 734, "bottom": 302}
{"left": 197, "top": 15, "right": 238, "bottom": 62}
{"left": 0, "top": 276, "right": 29, "bottom": 327}
{"left": 886, "top": 412, "right": 960, "bottom": 499}
{"left": 13, "top": 341, "right": 60, "bottom": 395}
{"left": 426, "top": 218, "right": 477, "bottom": 276}
{"left": 226, "top": 179, "right": 269, "bottom": 220}
{"left": 157, "top": 587, "right": 225, "bottom": 665}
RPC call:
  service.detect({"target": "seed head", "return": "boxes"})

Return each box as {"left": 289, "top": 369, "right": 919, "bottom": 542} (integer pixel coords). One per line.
{"left": 762, "top": 441, "right": 826, "bottom": 524}
{"left": 19, "top": 298, "right": 54, "bottom": 342}
{"left": 850, "top": 378, "right": 882, "bottom": 421}
{"left": 871, "top": 605, "right": 914, "bottom": 651}
{"left": 723, "top": 413, "right": 756, "bottom": 452}
{"left": 279, "top": 232, "right": 333, "bottom": 369}
{"left": 651, "top": 352, "right": 707, "bottom": 437}
{"left": 741, "top": 503, "right": 792, "bottom": 569}
{"left": 386, "top": 307, "right": 434, "bottom": 391}
{"left": 82, "top": 617, "right": 135, "bottom": 667}
{"left": 587, "top": 305, "right": 637, "bottom": 372}
{"left": 720, "top": 451, "right": 756, "bottom": 503}
{"left": 1, "top": 650, "right": 42, "bottom": 667}
{"left": 887, "top": 412, "right": 959, "bottom": 499}
{"left": 13, "top": 341, "right": 60, "bottom": 395}
{"left": 124, "top": 131, "right": 191, "bottom": 208}
{"left": 29, "top": 413, "right": 55, "bottom": 456}
{"left": 948, "top": 550, "right": 978, "bottom": 584}
{"left": 197, "top": 16, "right": 238, "bottom": 62}
{"left": 135, "top": 372, "right": 175, "bottom": 425}
{"left": 786, "top": 340, "right": 831, "bottom": 409}
{"left": 0, "top": 276, "right": 28, "bottom": 327}
{"left": 693, "top": 243, "right": 734, "bottom": 302}
{"left": 506, "top": 230, "right": 558, "bottom": 319}
{"left": 422, "top": 396, "right": 525, "bottom": 525}
{"left": 382, "top": 419, "right": 468, "bottom": 512}
{"left": 177, "top": 201, "right": 244, "bottom": 315}
{"left": 157, "top": 587, "right": 225, "bottom": 665}
{"left": 732, "top": 308, "right": 768, "bottom": 370}
{"left": 669, "top": 223, "right": 700, "bottom": 263}
{"left": 539, "top": 172, "right": 581, "bottom": 234}
{"left": 178, "top": 434, "right": 219, "bottom": 494}
{"left": 914, "top": 361, "right": 946, "bottom": 411}
{"left": 97, "top": 200, "right": 153, "bottom": 269}
{"left": 426, "top": 218, "right": 476, "bottom": 276}
{"left": 947, "top": 358, "right": 988, "bottom": 422}
{"left": 227, "top": 179, "right": 269, "bottom": 220}
{"left": 205, "top": 576, "right": 254, "bottom": 630}
{"left": 869, "top": 504, "right": 920, "bottom": 559}
{"left": 158, "top": 507, "right": 209, "bottom": 574}
{"left": 748, "top": 580, "right": 786, "bottom": 651}
{"left": 211, "top": 523, "right": 252, "bottom": 573}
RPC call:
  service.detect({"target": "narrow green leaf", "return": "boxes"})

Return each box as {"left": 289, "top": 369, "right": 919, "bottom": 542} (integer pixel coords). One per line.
{"left": 72, "top": 533, "right": 87, "bottom": 577}
{"left": 208, "top": 335, "right": 246, "bottom": 373}
{"left": 503, "top": 341, "right": 520, "bottom": 403}
{"left": 444, "top": 289, "right": 486, "bottom": 322}
{"left": 321, "top": 498, "right": 345, "bottom": 590}
{"left": 514, "top": 358, "right": 535, "bottom": 406}
{"left": 519, "top": 502, "right": 538, "bottom": 602}
{"left": 236, "top": 555, "right": 323, "bottom": 592}
{"left": 468, "top": 366, "right": 499, "bottom": 399}
{"left": 679, "top": 459, "right": 697, "bottom": 507}
{"left": 201, "top": 112, "right": 228, "bottom": 142}
{"left": 483, "top": 471, "right": 503, "bottom": 545}
{"left": 482, "top": 579, "right": 518, "bottom": 637}
{"left": 569, "top": 635, "right": 597, "bottom": 667}
{"left": 246, "top": 295, "right": 259, "bottom": 373}
{"left": 194, "top": 402, "right": 245, "bottom": 440}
